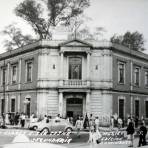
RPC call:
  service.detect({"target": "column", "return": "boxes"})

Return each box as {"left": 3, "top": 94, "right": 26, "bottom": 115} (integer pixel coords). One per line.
{"left": 59, "top": 52, "right": 64, "bottom": 86}
{"left": 86, "top": 92, "right": 90, "bottom": 117}
{"left": 59, "top": 92, "right": 63, "bottom": 117}
{"left": 18, "top": 58, "right": 22, "bottom": 90}
{"left": 87, "top": 52, "right": 90, "bottom": 86}
{"left": 18, "top": 94, "right": 21, "bottom": 112}
{"left": 5, "top": 95, "right": 8, "bottom": 113}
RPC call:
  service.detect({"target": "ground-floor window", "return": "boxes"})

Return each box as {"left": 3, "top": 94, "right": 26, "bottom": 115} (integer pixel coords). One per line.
{"left": 1, "top": 99, "right": 5, "bottom": 113}
{"left": 11, "top": 98, "right": 15, "bottom": 113}
{"left": 135, "top": 100, "right": 139, "bottom": 117}
{"left": 26, "top": 98, "right": 31, "bottom": 118}
{"left": 118, "top": 99, "right": 124, "bottom": 119}
{"left": 145, "top": 101, "right": 148, "bottom": 118}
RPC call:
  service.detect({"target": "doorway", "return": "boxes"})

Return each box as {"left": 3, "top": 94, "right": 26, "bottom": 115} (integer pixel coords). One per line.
{"left": 66, "top": 98, "right": 83, "bottom": 118}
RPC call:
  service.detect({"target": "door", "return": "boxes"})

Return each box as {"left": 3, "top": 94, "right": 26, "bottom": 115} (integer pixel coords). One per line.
{"left": 66, "top": 98, "right": 83, "bottom": 118}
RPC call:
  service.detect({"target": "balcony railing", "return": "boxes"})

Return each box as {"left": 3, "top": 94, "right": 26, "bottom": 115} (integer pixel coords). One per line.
{"left": 63, "top": 80, "right": 87, "bottom": 87}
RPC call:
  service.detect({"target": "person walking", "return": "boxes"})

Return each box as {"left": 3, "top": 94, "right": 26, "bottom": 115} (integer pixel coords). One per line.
{"left": 75, "top": 116, "right": 82, "bottom": 137}
{"left": 88, "top": 128, "right": 102, "bottom": 144}
{"left": 126, "top": 119, "right": 135, "bottom": 147}
{"left": 95, "top": 117, "right": 99, "bottom": 131}
{"left": 138, "top": 122, "right": 147, "bottom": 147}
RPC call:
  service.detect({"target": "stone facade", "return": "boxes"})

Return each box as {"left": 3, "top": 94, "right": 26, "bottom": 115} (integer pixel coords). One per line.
{"left": 0, "top": 39, "right": 148, "bottom": 122}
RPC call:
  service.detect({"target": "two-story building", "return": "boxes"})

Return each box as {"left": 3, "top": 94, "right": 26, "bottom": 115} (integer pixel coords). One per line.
{"left": 0, "top": 39, "right": 148, "bottom": 122}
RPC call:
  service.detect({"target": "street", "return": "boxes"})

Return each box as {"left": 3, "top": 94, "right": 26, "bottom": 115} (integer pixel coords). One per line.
{"left": 0, "top": 128, "right": 148, "bottom": 148}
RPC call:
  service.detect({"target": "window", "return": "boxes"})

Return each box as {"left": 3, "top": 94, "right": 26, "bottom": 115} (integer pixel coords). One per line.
{"left": 118, "top": 62, "right": 125, "bottom": 84}
{"left": 11, "top": 99, "right": 15, "bottom": 112}
{"left": 2, "top": 68, "right": 7, "bottom": 85}
{"left": 145, "top": 71, "right": 148, "bottom": 87}
{"left": 26, "top": 62, "right": 32, "bottom": 82}
{"left": 135, "top": 100, "right": 139, "bottom": 117}
{"left": 11, "top": 65, "right": 17, "bottom": 84}
{"left": 118, "top": 99, "right": 124, "bottom": 119}
{"left": 25, "top": 98, "right": 31, "bottom": 117}
{"left": 69, "top": 57, "right": 82, "bottom": 79}
{"left": 1, "top": 99, "right": 5, "bottom": 114}
{"left": 134, "top": 67, "right": 140, "bottom": 86}
{"left": 146, "top": 101, "right": 148, "bottom": 118}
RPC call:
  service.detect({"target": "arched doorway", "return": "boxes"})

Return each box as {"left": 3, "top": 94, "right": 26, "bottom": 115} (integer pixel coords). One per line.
{"left": 66, "top": 98, "right": 83, "bottom": 118}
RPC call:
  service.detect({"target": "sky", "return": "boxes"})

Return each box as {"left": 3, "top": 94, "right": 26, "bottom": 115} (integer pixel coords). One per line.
{"left": 0, "top": 0, "right": 148, "bottom": 53}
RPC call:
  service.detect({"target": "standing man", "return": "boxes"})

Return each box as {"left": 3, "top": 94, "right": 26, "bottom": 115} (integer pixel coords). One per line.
{"left": 138, "top": 122, "right": 147, "bottom": 147}
{"left": 126, "top": 119, "right": 135, "bottom": 147}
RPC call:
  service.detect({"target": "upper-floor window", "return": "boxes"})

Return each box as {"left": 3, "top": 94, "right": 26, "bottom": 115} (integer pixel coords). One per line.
{"left": 26, "top": 61, "right": 32, "bottom": 82}
{"left": 69, "top": 57, "right": 82, "bottom": 80}
{"left": 118, "top": 62, "right": 125, "bottom": 84}
{"left": 1, "top": 67, "right": 7, "bottom": 85}
{"left": 134, "top": 67, "right": 140, "bottom": 86}
{"left": 144, "top": 71, "right": 148, "bottom": 87}
{"left": 11, "top": 65, "right": 17, "bottom": 84}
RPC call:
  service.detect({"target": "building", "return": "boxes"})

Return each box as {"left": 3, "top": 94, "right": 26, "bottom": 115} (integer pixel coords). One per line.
{"left": 0, "top": 39, "right": 148, "bottom": 122}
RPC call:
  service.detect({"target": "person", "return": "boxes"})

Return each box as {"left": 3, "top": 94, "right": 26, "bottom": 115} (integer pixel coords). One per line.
{"left": 75, "top": 116, "right": 82, "bottom": 137}
{"left": 138, "top": 122, "right": 147, "bottom": 147}
{"left": 83, "top": 113, "right": 89, "bottom": 129}
{"left": 126, "top": 119, "right": 135, "bottom": 147}
{"left": 88, "top": 128, "right": 102, "bottom": 144}
{"left": 5, "top": 113, "right": 10, "bottom": 125}
{"left": 14, "top": 112, "right": 20, "bottom": 125}
{"left": 55, "top": 114, "right": 60, "bottom": 119}
{"left": 30, "top": 113, "right": 35, "bottom": 123}
{"left": 69, "top": 117, "right": 74, "bottom": 125}
{"left": 110, "top": 116, "right": 114, "bottom": 129}
{"left": 118, "top": 118, "right": 123, "bottom": 129}
{"left": 113, "top": 113, "right": 118, "bottom": 127}
{"left": 43, "top": 115, "right": 47, "bottom": 122}
{"left": 127, "top": 115, "right": 131, "bottom": 126}
{"left": 20, "top": 113, "right": 25, "bottom": 128}
{"left": 95, "top": 117, "right": 99, "bottom": 131}
{"left": 141, "top": 116, "right": 145, "bottom": 126}
{"left": 46, "top": 116, "right": 51, "bottom": 123}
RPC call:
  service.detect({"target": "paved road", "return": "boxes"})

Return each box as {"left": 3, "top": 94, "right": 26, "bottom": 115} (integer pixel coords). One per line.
{"left": 0, "top": 128, "right": 148, "bottom": 148}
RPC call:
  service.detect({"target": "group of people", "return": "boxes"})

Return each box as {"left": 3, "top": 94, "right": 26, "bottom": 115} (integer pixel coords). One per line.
{"left": 111, "top": 114, "right": 146, "bottom": 129}
{"left": 126, "top": 117, "right": 147, "bottom": 147}
{"left": 2, "top": 112, "right": 35, "bottom": 128}
{"left": 74, "top": 114, "right": 101, "bottom": 144}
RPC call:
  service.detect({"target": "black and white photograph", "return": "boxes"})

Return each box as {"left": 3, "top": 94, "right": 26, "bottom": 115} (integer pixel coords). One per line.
{"left": 0, "top": 0, "right": 148, "bottom": 148}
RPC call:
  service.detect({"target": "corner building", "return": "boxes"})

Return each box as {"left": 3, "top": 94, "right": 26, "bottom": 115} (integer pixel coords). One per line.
{"left": 0, "top": 39, "right": 148, "bottom": 122}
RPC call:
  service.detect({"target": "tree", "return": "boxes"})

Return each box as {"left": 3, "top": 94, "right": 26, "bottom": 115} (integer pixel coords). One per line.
{"left": 110, "top": 31, "right": 145, "bottom": 51}
{"left": 68, "top": 26, "right": 106, "bottom": 40}
{"left": 1, "top": 24, "right": 36, "bottom": 51}
{"left": 14, "top": 0, "right": 90, "bottom": 40}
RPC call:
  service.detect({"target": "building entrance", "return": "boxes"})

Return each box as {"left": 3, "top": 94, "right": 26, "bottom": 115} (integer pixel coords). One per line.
{"left": 66, "top": 98, "right": 83, "bottom": 118}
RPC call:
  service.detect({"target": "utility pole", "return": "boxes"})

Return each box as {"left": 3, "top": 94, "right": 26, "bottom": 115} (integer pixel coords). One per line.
{"left": 1, "top": 58, "right": 6, "bottom": 128}
{"left": 129, "top": 44, "right": 133, "bottom": 118}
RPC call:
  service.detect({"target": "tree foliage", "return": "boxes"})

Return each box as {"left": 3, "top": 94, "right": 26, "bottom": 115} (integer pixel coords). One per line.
{"left": 68, "top": 26, "right": 106, "bottom": 40}
{"left": 14, "top": 0, "right": 90, "bottom": 39}
{"left": 110, "top": 31, "right": 145, "bottom": 51}
{"left": 2, "top": 24, "right": 36, "bottom": 51}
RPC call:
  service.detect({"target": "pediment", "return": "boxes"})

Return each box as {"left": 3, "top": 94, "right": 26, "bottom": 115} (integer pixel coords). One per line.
{"left": 60, "top": 39, "right": 92, "bottom": 47}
